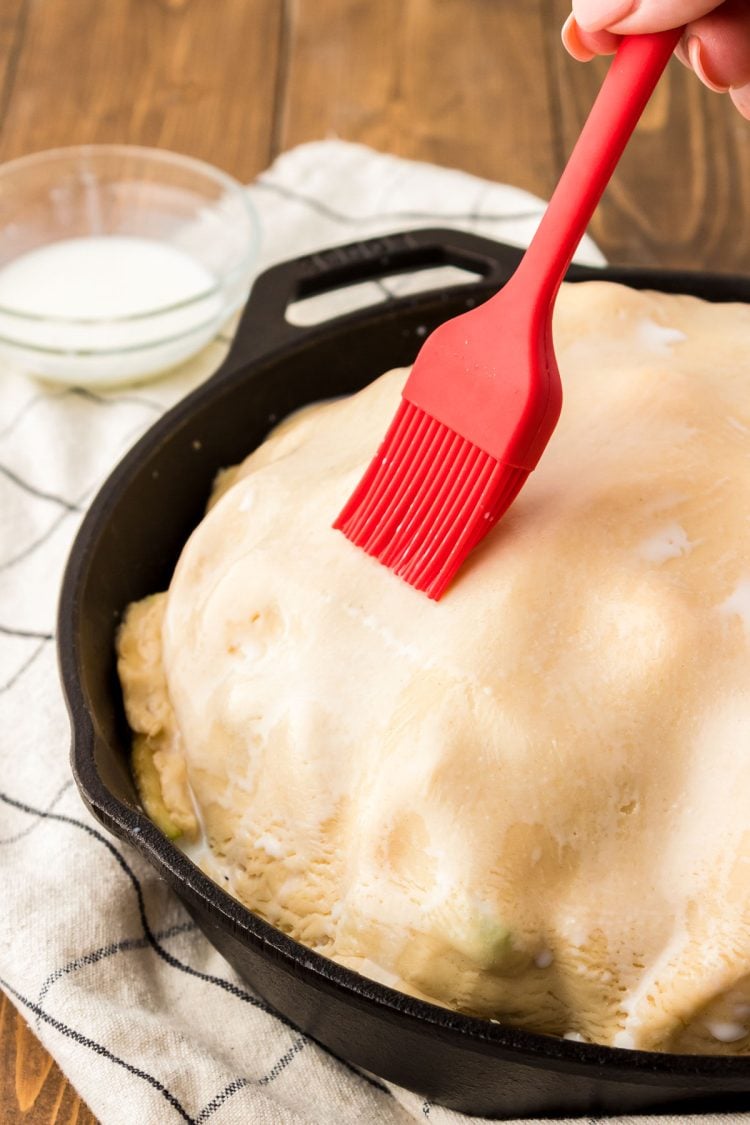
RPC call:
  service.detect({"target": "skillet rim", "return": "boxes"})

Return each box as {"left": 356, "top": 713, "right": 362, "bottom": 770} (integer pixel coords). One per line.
{"left": 58, "top": 227, "right": 750, "bottom": 1097}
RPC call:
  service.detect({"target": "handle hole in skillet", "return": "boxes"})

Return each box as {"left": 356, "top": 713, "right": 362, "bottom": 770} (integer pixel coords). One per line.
{"left": 285, "top": 264, "right": 484, "bottom": 326}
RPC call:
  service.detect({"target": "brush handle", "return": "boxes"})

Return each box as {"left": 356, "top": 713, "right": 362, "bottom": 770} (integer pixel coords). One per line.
{"left": 513, "top": 29, "right": 682, "bottom": 305}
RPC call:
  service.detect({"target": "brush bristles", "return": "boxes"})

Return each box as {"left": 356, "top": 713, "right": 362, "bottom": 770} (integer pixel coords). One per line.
{"left": 334, "top": 401, "right": 528, "bottom": 599}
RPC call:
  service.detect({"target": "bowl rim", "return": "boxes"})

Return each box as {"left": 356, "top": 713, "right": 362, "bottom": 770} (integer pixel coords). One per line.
{"left": 0, "top": 143, "right": 261, "bottom": 335}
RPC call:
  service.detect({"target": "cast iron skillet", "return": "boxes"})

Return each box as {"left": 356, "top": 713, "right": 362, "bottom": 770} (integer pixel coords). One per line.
{"left": 59, "top": 229, "right": 750, "bottom": 1119}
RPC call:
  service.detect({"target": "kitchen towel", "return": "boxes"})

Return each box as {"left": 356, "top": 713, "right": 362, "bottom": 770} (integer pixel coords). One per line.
{"left": 0, "top": 139, "right": 718, "bottom": 1125}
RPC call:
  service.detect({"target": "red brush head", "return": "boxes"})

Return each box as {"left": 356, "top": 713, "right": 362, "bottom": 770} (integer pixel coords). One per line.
{"left": 334, "top": 399, "right": 527, "bottom": 599}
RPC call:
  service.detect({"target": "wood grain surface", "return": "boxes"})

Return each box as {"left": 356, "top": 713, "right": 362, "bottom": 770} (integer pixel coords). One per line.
{"left": 278, "top": 0, "right": 560, "bottom": 197}
{"left": 1, "top": 1, "right": 749, "bottom": 1121}
{"left": 1, "top": 992, "right": 96, "bottom": 1124}
{"left": 0, "top": 0, "right": 282, "bottom": 178}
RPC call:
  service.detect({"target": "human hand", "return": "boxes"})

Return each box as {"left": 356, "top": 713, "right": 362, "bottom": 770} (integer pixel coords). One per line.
{"left": 562, "top": 0, "right": 750, "bottom": 117}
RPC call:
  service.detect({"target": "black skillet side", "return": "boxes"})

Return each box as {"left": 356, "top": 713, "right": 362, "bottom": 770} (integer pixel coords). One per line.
{"left": 59, "top": 229, "right": 750, "bottom": 1118}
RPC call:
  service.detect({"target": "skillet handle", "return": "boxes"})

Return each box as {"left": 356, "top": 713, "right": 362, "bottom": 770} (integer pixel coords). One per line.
{"left": 217, "top": 228, "right": 527, "bottom": 377}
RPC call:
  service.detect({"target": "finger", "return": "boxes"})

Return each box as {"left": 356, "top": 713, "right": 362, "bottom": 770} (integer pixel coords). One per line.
{"left": 686, "top": 1, "right": 750, "bottom": 91}
{"left": 562, "top": 13, "right": 620, "bottom": 60}
{"left": 573, "top": 0, "right": 722, "bottom": 34}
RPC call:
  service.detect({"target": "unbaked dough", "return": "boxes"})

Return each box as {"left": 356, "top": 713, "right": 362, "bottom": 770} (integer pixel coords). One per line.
{"left": 118, "top": 281, "right": 750, "bottom": 1052}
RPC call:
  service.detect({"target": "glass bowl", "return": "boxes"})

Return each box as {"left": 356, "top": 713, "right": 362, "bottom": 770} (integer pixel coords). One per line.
{"left": 0, "top": 145, "right": 260, "bottom": 385}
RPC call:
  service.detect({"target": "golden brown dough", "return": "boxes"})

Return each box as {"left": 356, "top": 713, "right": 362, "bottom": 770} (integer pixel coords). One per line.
{"left": 118, "top": 281, "right": 750, "bottom": 1052}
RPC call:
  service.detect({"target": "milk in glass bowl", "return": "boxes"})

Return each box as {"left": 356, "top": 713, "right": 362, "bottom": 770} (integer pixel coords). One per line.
{"left": 0, "top": 145, "right": 260, "bottom": 385}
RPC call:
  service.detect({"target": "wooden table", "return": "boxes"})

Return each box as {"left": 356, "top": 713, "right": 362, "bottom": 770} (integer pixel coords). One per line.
{"left": 2, "top": 2, "right": 748, "bottom": 1121}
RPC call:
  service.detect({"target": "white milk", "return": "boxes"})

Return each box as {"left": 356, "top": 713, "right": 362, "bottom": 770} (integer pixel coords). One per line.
{"left": 0, "top": 236, "right": 225, "bottom": 385}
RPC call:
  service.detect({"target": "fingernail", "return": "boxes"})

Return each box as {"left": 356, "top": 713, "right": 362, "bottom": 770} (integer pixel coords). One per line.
{"left": 673, "top": 36, "right": 690, "bottom": 69}
{"left": 562, "top": 13, "right": 595, "bottom": 62}
{"left": 730, "top": 82, "right": 750, "bottom": 119}
{"left": 688, "top": 36, "right": 730, "bottom": 94}
{"left": 573, "top": 0, "right": 634, "bottom": 32}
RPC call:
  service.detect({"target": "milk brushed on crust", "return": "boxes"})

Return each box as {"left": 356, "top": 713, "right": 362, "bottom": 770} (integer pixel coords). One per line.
{"left": 117, "top": 281, "right": 750, "bottom": 1052}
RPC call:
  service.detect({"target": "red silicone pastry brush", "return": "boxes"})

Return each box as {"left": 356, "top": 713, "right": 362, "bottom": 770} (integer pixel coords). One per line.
{"left": 334, "top": 29, "right": 682, "bottom": 600}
